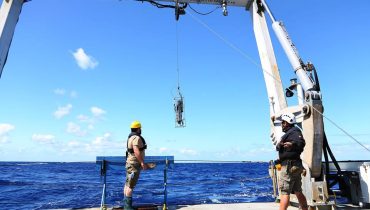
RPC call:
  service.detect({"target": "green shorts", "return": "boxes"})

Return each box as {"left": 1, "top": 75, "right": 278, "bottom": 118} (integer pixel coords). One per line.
{"left": 278, "top": 162, "right": 304, "bottom": 195}
{"left": 125, "top": 163, "right": 141, "bottom": 189}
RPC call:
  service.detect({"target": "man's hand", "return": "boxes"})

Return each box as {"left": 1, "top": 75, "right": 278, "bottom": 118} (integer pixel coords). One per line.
{"left": 283, "top": 142, "right": 293, "bottom": 149}
{"left": 147, "top": 162, "right": 156, "bottom": 169}
{"left": 141, "top": 162, "right": 148, "bottom": 170}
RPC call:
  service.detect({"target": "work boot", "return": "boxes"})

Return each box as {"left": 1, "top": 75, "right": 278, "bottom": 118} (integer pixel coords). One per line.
{"left": 124, "top": 196, "right": 134, "bottom": 210}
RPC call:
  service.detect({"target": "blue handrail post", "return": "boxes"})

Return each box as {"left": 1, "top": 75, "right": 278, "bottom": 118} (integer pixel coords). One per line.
{"left": 100, "top": 159, "right": 107, "bottom": 210}
{"left": 96, "top": 156, "right": 174, "bottom": 209}
{"left": 163, "top": 157, "right": 168, "bottom": 210}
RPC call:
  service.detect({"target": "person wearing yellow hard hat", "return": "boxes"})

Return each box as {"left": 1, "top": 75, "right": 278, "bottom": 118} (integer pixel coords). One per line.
{"left": 123, "top": 120, "right": 149, "bottom": 210}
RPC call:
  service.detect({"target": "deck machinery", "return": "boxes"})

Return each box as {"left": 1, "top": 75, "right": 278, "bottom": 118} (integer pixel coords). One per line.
{"left": 1, "top": 0, "right": 369, "bottom": 209}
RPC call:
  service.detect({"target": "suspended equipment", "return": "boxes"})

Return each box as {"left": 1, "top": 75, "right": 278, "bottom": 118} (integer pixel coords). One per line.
{"left": 173, "top": 21, "right": 185, "bottom": 127}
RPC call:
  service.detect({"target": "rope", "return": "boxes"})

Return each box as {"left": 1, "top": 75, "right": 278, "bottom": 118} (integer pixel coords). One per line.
{"left": 187, "top": 11, "right": 370, "bottom": 153}
{"left": 322, "top": 113, "right": 370, "bottom": 152}
{"left": 135, "top": 0, "right": 176, "bottom": 9}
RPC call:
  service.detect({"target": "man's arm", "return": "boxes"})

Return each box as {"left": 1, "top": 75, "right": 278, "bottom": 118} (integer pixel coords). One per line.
{"left": 133, "top": 146, "right": 148, "bottom": 170}
{"left": 292, "top": 139, "right": 305, "bottom": 152}
{"left": 276, "top": 142, "right": 282, "bottom": 151}
{"left": 290, "top": 130, "right": 305, "bottom": 151}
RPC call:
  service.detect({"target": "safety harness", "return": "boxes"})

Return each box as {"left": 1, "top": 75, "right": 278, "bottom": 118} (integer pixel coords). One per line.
{"left": 126, "top": 132, "right": 147, "bottom": 157}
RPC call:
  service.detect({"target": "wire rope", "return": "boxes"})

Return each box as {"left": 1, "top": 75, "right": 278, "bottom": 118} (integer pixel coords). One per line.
{"left": 186, "top": 11, "right": 370, "bottom": 153}
{"left": 176, "top": 21, "right": 180, "bottom": 90}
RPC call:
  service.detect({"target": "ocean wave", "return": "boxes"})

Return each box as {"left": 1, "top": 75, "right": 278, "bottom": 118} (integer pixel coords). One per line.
{"left": 210, "top": 198, "right": 222, "bottom": 203}
{"left": 0, "top": 180, "right": 32, "bottom": 186}
{"left": 0, "top": 162, "right": 274, "bottom": 209}
{"left": 16, "top": 162, "right": 49, "bottom": 166}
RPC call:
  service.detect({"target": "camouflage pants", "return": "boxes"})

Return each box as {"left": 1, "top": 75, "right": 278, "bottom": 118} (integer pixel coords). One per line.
{"left": 125, "top": 163, "right": 141, "bottom": 189}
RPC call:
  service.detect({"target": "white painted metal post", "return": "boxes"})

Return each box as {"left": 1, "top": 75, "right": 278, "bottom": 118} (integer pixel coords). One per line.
{"left": 0, "top": 0, "right": 24, "bottom": 77}
{"left": 249, "top": 1, "right": 287, "bottom": 145}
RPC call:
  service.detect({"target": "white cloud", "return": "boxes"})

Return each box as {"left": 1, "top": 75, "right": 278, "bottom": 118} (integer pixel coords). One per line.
{"left": 0, "top": 124, "right": 15, "bottom": 135}
{"left": 73, "top": 107, "right": 105, "bottom": 131}
{"left": 0, "top": 123, "right": 15, "bottom": 143}
{"left": 59, "top": 140, "right": 88, "bottom": 154}
{"left": 77, "top": 114, "right": 96, "bottom": 130}
{"left": 67, "top": 141, "right": 82, "bottom": 148}
{"left": 159, "top": 147, "right": 169, "bottom": 153}
{"left": 66, "top": 122, "right": 87, "bottom": 137}
{"left": 214, "top": 146, "right": 275, "bottom": 161}
{"left": 54, "top": 88, "right": 66, "bottom": 95}
{"left": 32, "top": 134, "right": 56, "bottom": 144}
{"left": 54, "top": 104, "right": 72, "bottom": 119}
{"left": 82, "top": 132, "right": 122, "bottom": 153}
{"left": 18, "top": 147, "right": 26, "bottom": 153}
{"left": 54, "top": 88, "right": 78, "bottom": 98}
{"left": 72, "top": 48, "right": 98, "bottom": 70}
{"left": 62, "top": 132, "right": 124, "bottom": 155}
{"left": 179, "top": 148, "right": 198, "bottom": 156}
{"left": 92, "top": 133, "right": 112, "bottom": 146}
{"left": 29, "top": 133, "right": 122, "bottom": 156}
{"left": 91, "top": 106, "right": 106, "bottom": 117}
{"left": 77, "top": 114, "right": 92, "bottom": 123}
{"left": 70, "top": 91, "right": 78, "bottom": 98}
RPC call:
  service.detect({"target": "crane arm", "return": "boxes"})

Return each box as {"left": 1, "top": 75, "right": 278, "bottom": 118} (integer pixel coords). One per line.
{"left": 257, "top": 0, "right": 324, "bottom": 178}
{"left": 261, "top": 0, "right": 317, "bottom": 92}
{"left": 0, "top": 0, "right": 25, "bottom": 77}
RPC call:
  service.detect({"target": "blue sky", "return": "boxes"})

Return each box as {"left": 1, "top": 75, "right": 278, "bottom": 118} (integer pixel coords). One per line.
{"left": 0, "top": 0, "right": 369, "bottom": 162}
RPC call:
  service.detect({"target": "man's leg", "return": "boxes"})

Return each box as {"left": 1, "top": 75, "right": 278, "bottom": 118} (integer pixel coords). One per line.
{"left": 124, "top": 165, "right": 141, "bottom": 210}
{"left": 279, "top": 194, "right": 290, "bottom": 210}
{"left": 278, "top": 165, "right": 292, "bottom": 210}
{"left": 124, "top": 169, "right": 137, "bottom": 210}
{"left": 124, "top": 185, "right": 134, "bottom": 210}
{"left": 124, "top": 185, "right": 133, "bottom": 197}
{"left": 295, "top": 191, "right": 308, "bottom": 210}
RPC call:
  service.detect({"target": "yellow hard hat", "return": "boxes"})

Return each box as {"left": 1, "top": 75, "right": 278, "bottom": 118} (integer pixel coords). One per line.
{"left": 130, "top": 120, "right": 141, "bottom": 129}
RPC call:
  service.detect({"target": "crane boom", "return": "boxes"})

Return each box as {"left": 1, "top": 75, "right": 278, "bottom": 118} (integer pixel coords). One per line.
{"left": 257, "top": 0, "right": 324, "bottom": 178}
{"left": 0, "top": 0, "right": 25, "bottom": 77}
{"left": 261, "top": 0, "right": 316, "bottom": 92}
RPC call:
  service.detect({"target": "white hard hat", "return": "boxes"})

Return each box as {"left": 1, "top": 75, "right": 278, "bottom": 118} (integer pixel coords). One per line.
{"left": 281, "top": 112, "right": 296, "bottom": 124}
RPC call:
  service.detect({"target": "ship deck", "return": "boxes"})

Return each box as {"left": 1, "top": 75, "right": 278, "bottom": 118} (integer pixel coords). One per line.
{"left": 81, "top": 202, "right": 370, "bottom": 210}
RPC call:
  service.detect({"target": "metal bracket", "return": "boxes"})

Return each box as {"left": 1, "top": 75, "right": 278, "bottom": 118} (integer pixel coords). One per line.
{"left": 221, "top": 0, "right": 228, "bottom": 16}
{"left": 175, "top": 0, "right": 186, "bottom": 21}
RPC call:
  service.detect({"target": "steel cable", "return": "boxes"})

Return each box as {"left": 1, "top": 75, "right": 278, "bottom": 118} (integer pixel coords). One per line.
{"left": 186, "top": 11, "right": 370, "bottom": 153}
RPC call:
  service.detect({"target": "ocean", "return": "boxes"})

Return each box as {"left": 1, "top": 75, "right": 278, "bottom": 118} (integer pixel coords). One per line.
{"left": 0, "top": 161, "right": 275, "bottom": 209}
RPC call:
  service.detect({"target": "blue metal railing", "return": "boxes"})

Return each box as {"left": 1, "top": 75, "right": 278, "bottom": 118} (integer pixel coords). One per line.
{"left": 96, "top": 156, "right": 174, "bottom": 210}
